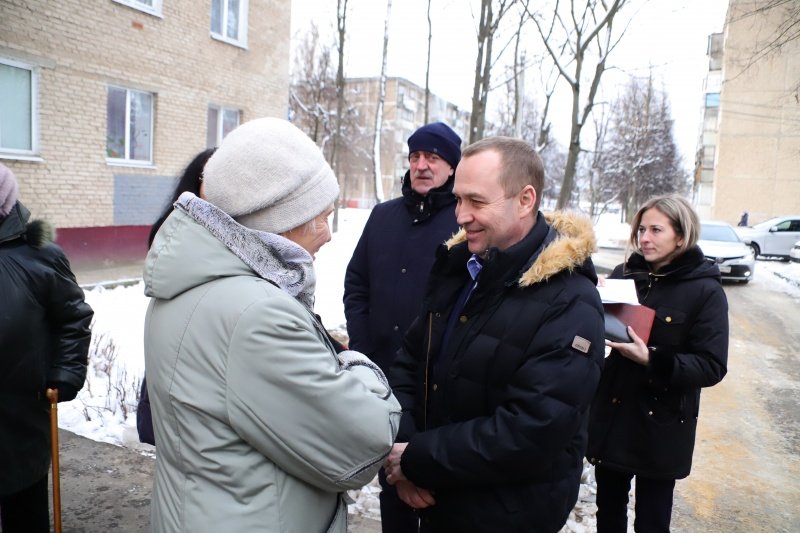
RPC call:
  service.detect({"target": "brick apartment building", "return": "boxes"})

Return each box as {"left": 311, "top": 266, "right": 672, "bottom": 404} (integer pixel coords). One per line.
{"left": 339, "top": 76, "right": 470, "bottom": 205}
{"left": 0, "top": 0, "right": 291, "bottom": 267}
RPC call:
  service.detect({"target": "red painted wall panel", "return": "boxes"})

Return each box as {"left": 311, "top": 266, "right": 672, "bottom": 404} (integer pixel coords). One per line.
{"left": 55, "top": 225, "right": 150, "bottom": 268}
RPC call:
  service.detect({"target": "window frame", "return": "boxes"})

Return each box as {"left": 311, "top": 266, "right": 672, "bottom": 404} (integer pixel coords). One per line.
{"left": 106, "top": 85, "right": 155, "bottom": 167}
{"left": 210, "top": 0, "right": 249, "bottom": 48}
{"left": 0, "top": 57, "right": 39, "bottom": 159}
{"left": 207, "top": 105, "right": 241, "bottom": 148}
{"left": 705, "top": 92, "right": 720, "bottom": 108}
{"left": 111, "top": 0, "right": 163, "bottom": 18}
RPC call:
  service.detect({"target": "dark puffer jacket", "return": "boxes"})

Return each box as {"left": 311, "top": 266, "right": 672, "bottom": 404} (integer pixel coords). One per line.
{"left": 0, "top": 202, "right": 93, "bottom": 496}
{"left": 587, "top": 246, "right": 728, "bottom": 480}
{"left": 344, "top": 171, "right": 458, "bottom": 372}
{"left": 390, "top": 212, "right": 605, "bottom": 533}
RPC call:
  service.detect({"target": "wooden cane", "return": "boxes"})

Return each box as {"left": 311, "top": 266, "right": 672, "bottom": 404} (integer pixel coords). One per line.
{"left": 46, "top": 388, "right": 62, "bottom": 533}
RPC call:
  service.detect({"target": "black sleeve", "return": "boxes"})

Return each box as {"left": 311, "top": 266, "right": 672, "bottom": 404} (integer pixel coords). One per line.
{"left": 43, "top": 244, "right": 94, "bottom": 399}
{"left": 137, "top": 377, "right": 156, "bottom": 445}
{"left": 343, "top": 215, "right": 374, "bottom": 354}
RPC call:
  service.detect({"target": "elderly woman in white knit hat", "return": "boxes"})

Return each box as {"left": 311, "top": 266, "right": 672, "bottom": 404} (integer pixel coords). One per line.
{"left": 143, "top": 118, "right": 400, "bottom": 532}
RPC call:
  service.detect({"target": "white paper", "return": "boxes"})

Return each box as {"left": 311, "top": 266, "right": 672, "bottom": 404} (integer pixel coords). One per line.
{"left": 597, "top": 279, "right": 640, "bottom": 304}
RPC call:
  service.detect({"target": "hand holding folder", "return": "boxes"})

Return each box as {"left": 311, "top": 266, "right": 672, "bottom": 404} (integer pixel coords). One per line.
{"left": 597, "top": 279, "right": 655, "bottom": 344}
{"left": 603, "top": 303, "right": 655, "bottom": 344}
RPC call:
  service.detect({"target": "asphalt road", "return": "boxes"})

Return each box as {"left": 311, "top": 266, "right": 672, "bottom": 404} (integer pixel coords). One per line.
{"left": 670, "top": 270, "right": 800, "bottom": 531}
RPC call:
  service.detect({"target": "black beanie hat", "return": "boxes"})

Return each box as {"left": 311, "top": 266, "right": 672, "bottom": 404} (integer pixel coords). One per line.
{"left": 407, "top": 122, "right": 462, "bottom": 168}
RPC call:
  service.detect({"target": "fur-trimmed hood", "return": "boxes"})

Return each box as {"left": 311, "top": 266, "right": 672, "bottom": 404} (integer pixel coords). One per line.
{"left": 0, "top": 201, "right": 54, "bottom": 248}
{"left": 444, "top": 210, "right": 597, "bottom": 286}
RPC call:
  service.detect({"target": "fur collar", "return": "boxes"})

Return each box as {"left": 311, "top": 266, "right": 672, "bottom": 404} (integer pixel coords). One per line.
{"left": 175, "top": 192, "right": 316, "bottom": 310}
{"left": 0, "top": 202, "right": 54, "bottom": 248}
{"left": 444, "top": 211, "right": 597, "bottom": 287}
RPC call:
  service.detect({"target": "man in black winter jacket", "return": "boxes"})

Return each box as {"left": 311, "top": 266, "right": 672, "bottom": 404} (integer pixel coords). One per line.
{"left": 384, "top": 137, "right": 605, "bottom": 533}
{"left": 344, "top": 122, "right": 462, "bottom": 533}
{"left": 0, "top": 163, "right": 94, "bottom": 533}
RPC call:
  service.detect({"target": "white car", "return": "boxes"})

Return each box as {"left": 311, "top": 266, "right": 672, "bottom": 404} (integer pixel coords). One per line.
{"left": 734, "top": 215, "right": 800, "bottom": 259}
{"left": 699, "top": 221, "right": 755, "bottom": 283}
{"left": 790, "top": 241, "right": 800, "bottom": 263}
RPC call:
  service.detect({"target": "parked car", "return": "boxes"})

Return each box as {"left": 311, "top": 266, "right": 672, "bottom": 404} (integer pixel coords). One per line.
{"left": 734, "top": 215, "right": 800, "bottom": 259}
{"left": 790, "top": 241, "right": 800, "bottom": 263}
{"left": 699, "top": 221, "right": 755, "bottom": 283}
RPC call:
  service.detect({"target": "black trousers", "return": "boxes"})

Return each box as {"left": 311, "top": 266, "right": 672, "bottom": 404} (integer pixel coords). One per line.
{"left": 595, "top": 465, "right": 675, "bottom": 533}
{"left": 378, "top": 468, "right": 419, "bottom": 533}
{"left": 0, "top": 474, "right": 50, "bottom": 533}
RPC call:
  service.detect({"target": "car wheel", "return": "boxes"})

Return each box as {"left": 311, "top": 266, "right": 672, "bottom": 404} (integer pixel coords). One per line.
{"left": 749, "top": 242, "right": 760, "bottom": 258}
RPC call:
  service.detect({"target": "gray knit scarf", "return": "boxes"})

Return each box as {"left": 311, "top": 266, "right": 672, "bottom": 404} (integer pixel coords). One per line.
{"left": 175, "top": 192, "right": 316, "bottom": 311}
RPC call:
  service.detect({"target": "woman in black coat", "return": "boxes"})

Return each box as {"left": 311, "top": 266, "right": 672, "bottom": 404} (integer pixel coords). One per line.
{"left": 0, "top": 163, "right": 94, "bottom": 532}
{"left": 587, "top": 194, "right": 729, "bottom": 532}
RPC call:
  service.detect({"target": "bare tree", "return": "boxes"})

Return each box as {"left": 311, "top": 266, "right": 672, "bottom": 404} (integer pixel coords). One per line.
{"left": 510, "top": 3, "right": 528, "bottom": 138}
{"left": 290, "top": 23, "right": 367, "bottom": 212}
{"left": 469, "top": 0, "right": 517, "bottom": 143}
{"left": 600, "top": 75, "right": 688, "bottom": 222}
{"left": 372, "top": 0, "right": 392, "bottom": 203}
{"left": 290, "top": 24, "right": 338, "bottom": 152}
{"left": 424, "top": 0, "right": 433, "bottom": 123}
{"left": 327, "top": 0, "right": 350, "bottom": 231}
{"left": 730, "top": 0, "right": 800, "bottom": 91}
{"left": 527, "top": 0, "right": 629, "bottom": 209}
{"left": 583, "top": 104, "right": 617, "bottom": 220}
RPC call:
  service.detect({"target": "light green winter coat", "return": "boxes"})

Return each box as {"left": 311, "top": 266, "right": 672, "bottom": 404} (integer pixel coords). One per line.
{"left": 143, "top": 194, "right": 400, "bottom": 533}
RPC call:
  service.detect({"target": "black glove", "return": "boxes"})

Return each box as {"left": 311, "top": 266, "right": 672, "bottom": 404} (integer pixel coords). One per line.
{"left": 46, "top": 382, "right": 80, "bottom": 402}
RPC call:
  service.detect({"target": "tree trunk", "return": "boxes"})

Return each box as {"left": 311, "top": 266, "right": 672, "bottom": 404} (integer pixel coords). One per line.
{"left": 469, "top": 0, "right": 491, "bottom": 143}
{"left": 330, "top": 0, "right": 349, "bottom": 231}
{"left": 424, "top": 0, "right": 432, "bottom": 124}
{"left": 372, "top": 0, "right": 392, "bottom": 203}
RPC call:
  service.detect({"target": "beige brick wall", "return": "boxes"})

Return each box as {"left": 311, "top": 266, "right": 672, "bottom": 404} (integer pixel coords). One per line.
{"left": 0, "top": 0, "right": 291, "bottom": 228}
{"left": 713, "top": 0, "right": 800, "bottom": 224}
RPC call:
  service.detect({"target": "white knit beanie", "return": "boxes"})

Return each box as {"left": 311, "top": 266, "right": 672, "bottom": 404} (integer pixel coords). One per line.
{"left": 202, "top": 117, "right": 340, "bottom": 234}
{"left": 0, "top": 162, "right": 19, "bottom": 218}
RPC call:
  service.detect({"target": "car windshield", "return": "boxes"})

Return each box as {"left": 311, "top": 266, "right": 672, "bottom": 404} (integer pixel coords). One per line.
{"left": 701, "top": 223, "right": 740, "bottom": 242}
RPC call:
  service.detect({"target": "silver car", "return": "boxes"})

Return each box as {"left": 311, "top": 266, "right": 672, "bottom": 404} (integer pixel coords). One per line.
{"left": 734, "top": 215, "right": 800, "bottom": 259}
{"left": 699, "top": 221, "right": 755, "bottom": 283}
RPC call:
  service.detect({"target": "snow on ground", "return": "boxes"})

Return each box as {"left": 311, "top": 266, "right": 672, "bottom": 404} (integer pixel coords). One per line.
{"left": 59, "top": 207, "right": 800, "bottom": 530}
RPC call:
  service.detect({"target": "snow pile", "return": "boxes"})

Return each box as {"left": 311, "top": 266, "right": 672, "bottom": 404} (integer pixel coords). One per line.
{"left": 594, "top": 211, "right": 630, "bottom": 249}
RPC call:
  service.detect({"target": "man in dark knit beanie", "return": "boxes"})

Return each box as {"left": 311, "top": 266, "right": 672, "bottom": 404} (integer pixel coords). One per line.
{"left": 344, "top": 122, "right": 462, "bottom": 533}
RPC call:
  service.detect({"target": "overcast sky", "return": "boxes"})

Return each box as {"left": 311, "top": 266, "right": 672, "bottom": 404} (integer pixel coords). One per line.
{"left": 290, "top": 0, "right": 729, "bottom": 169}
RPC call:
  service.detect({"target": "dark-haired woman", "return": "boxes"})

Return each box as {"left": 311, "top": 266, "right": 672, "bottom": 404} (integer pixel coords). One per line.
{"left": 137, "top": 148, "right": 215, "bottom": 444}
{"left": 587, "top": 194, "right": 729, "bottom": 532}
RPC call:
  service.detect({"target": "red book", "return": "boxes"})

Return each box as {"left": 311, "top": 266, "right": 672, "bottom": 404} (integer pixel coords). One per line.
{"left": 603, "top": 303, "right": 656, "bottom": 344}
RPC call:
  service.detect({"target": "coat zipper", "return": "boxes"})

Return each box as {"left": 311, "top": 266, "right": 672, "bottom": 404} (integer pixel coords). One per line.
{"left": 423, "top": 312, "right": 433, "bottom": 431}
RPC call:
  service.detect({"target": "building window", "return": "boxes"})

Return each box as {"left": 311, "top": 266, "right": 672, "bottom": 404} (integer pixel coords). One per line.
{"left": 705, "top": 92, "right": 720, "bottom": 108}
{"left": 112, "top": 0, "right": 163, "bottom": 17}
{"left": 207, "top": 106, "right": 240, "bottom": 148}
{"left": 211, "top": 0, "right": 249, "bottom": 47}
{"left": 106, "top": 86, "right": 153, "bottom": 164}
{"left": 0, "top": 58, "right": 38, "bottom": 156}
{"left": 702, "top": 145, "right": 715, "bottom": 169}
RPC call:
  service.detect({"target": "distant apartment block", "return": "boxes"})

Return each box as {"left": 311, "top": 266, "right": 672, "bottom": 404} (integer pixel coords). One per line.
{"left": 695, "top": 0, "right": 800, "bottom": 224}
{"left": 0, "top": 0, "right": 291, "bottom": 266}
{"left": 694, "top": 32, "right": 724, "bottom": 220}
{"left": 339, "top": 77, "right": 470, "bottom": 204}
